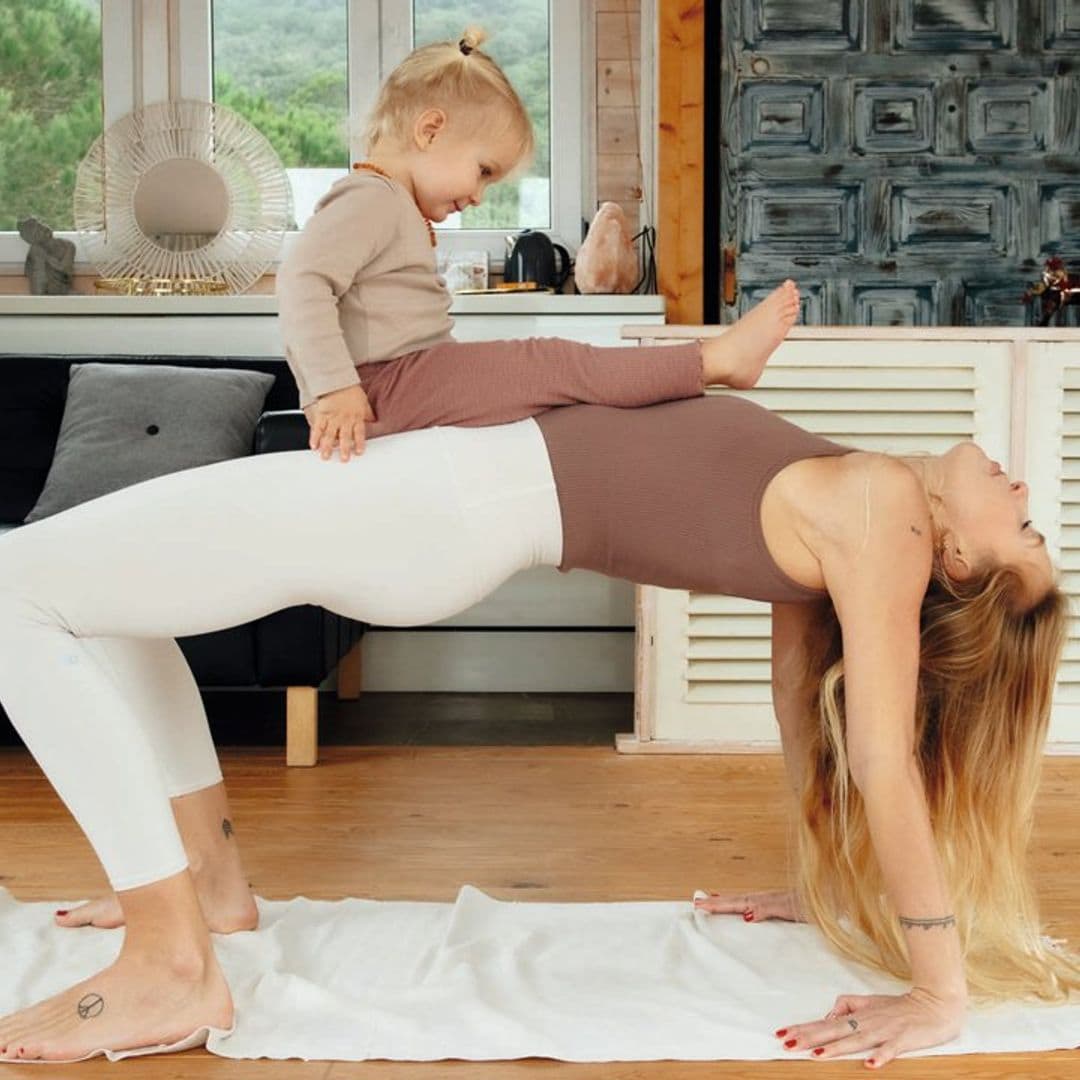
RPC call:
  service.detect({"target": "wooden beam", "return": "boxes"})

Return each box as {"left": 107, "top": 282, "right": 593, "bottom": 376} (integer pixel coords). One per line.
{"left": 657, "top": 0, "right": 704, "bottom": 324}
{"left": 286, "top": 686, "right": 319, "bottom": 767}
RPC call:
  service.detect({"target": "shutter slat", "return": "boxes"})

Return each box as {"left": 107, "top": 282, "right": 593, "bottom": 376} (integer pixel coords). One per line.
{"left": 688, "top": 594, "right": 769, "bottom": 616}
{"left": 749, "top": 390, "right": 974, "bottom": 412}
{"left": 687, "top": 639, "right": 772, "bottom": 661}
{"left": 686, "top": 682, "right": 777, "bottom": 705}
{"left": 760, "top": 368, "right": 974, "bottom": 390}
{"left": 687, "top": 614, "right": 773, "bottom": 637}
{"left": 687, "top": 660, "right": 772, "bottom": 682}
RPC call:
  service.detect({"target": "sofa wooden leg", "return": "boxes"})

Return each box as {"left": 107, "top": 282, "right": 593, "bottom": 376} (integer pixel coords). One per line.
{"left": 286, "top": 687, "right": 318, "bottom": 767}
{"left": 337, "top": 638, "right": 363, "bottom": 701}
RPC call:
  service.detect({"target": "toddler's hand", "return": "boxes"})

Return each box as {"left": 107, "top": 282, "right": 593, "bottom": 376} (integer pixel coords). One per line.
{"left": 306, "top": 384, "right": 376, "bottom": 462}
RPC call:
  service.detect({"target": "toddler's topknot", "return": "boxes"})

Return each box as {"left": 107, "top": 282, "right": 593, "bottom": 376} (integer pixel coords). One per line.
{"left": 360, "top": 25, "right": 533, "bottom": 168}
{"left": 458, "top": 26, "right": 487, "bottom": 54}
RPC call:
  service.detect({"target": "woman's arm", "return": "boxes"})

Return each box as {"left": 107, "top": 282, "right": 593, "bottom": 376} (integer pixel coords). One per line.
{"left": 779, "top": 457, "right": 965, "bottom": 1066}
{"left": 770, "top": 600, "right": 820, "bottom": 800}
{"left": 821, "top": 461, "right": 964, "bottom": 1000}
{"left": 691, "top": 603, "right": 817, "bottom": 923}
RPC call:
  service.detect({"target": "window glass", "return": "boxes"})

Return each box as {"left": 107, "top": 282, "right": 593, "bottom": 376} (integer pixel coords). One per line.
{"left": 212, "top": 0, "right": 349, "bottom": 229}
{"left": 413, "top": 1, "right": 550, "bottom": 231}
{"left": 0, "top": 0, "right": 103, "bottom": 232}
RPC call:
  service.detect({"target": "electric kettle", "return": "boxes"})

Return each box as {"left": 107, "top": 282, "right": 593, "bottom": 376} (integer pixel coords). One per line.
{"left": 503, "top": 229, "right": 572, "bottom": 290}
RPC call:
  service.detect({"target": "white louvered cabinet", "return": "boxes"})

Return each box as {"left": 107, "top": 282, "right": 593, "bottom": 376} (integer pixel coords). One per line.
{"left": 1028, "top": 342, "right": 1080, "bottom": 749}
{"left": 626, "top": 329, "right": 1029, "bottom": 753}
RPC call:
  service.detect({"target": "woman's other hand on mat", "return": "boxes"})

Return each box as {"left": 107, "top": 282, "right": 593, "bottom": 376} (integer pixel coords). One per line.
{"left": 774, "top": 986, "right": 966, "bottom": 1068}
{"left": 693, "top": 889, "right": 806, "bottom": 923}
{"left": 305, "top": 384, "right": 377, "bottom": 462}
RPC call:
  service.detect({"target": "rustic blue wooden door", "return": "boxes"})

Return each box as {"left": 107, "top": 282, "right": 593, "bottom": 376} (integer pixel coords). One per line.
{"left": 719, "top": 0, "right": 1080, "bottom": 325}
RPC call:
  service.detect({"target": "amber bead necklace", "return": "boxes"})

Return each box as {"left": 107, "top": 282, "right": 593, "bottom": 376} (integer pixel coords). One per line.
{"left": 351, "top": 161, "right": 436, "bottom": 247}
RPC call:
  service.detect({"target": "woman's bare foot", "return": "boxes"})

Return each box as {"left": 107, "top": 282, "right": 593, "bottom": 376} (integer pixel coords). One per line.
{"left": 701, "top": 279, "right": 800, "bottom": 390}
{"left": 4, "top": 870, "right": 232, "bottom": 1063}
{"left": 56, "top": 857, "right": 257, "bottom": 934}
{"left": 0, "top": 944, "right": 233, "bottom": 1062}
{"left": 57, "top": 782, "right": 258, "bottom": 935}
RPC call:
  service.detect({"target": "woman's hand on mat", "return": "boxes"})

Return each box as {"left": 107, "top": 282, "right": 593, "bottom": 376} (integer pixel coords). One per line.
{"left": 775, "top": 986, "right": 966, "bottom": 1067}
{"left": 692, "top": 889, "right": 806, "bottom": 923}
{"left": 305, "top": 384, "right": 377, "bottom": 462}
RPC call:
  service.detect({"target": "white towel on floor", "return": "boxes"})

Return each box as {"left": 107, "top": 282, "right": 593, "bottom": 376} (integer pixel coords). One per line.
{"left": 2, "top": 884, "right": 1079, "bottom": 1062}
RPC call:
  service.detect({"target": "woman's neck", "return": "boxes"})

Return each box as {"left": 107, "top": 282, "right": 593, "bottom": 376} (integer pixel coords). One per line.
{"left": 896, "top": 454, "right": 945, "bottom": 500}
{"left": 895, "top": 455, "right": 949, "bottom": 538}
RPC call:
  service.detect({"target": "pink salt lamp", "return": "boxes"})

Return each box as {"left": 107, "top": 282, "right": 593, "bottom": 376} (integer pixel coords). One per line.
{"left": 575, "top": 202, "right": 639, "bottom": 293}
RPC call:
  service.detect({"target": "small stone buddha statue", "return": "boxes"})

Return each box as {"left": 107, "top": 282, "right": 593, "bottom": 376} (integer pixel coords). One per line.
{"left": 19, "top": 216, "right": 76, "bottom": 295}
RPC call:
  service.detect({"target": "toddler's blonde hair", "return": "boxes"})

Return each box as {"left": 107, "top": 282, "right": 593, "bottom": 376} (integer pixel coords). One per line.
{"left": 360, "top": 26, "right": 534, "bottom": 173}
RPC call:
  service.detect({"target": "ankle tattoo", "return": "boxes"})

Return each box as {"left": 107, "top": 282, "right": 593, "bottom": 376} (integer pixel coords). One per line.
{"left": 77, "top": 993, "right": 104, "bottom": 1020}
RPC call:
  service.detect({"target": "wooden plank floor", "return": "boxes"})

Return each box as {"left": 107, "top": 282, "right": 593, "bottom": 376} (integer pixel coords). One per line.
{"left": 1, "top": 744, "right": 1079, "bottom": 1078}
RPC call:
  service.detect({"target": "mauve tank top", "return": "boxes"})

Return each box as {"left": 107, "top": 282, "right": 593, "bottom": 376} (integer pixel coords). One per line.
{"left": 532, "top": 395, "right": 857, "bottom": 604}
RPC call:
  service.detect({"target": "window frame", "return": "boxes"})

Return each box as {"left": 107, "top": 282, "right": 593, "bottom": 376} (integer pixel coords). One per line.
{"left": 0, "top": 0, "right": 585, "bottom": 275}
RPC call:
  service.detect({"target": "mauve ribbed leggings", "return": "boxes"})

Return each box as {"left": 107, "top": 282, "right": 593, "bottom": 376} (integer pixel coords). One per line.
{"left": 356, "top": 337, "right": 704, "bottom": 435}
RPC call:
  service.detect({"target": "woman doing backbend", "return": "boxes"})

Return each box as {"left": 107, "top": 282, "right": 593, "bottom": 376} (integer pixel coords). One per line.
{"left": 0, "top": 384, "right": 1074, "bottom": 1066}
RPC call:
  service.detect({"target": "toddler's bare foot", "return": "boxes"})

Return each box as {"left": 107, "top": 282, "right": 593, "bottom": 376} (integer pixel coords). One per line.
{"left": 57, "top": 859, "right": 257, "bottom": 935}
{"left": 701, "top": 279, "right": 800, "bottom": 389}
{"left": 0, "top": 943, "right": 232, "bottom": 1061}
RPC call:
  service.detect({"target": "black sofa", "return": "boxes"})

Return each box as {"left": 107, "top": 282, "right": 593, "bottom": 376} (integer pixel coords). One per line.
{"left": 0, "top": 353, "right": 366, "bottom": 766}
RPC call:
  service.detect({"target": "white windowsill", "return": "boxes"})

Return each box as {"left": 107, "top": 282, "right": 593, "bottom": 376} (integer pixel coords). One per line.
{"left": 0, "top": 294, "right": 666, "bottom": 317}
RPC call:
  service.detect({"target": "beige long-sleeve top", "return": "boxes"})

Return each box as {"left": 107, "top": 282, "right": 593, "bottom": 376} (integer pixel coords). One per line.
{"left": 275, "top": 171, "right": 455, "bottom": 410}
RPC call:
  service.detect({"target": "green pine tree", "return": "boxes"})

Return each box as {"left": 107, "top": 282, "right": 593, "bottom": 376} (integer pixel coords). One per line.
{"left": 214, "top": 72, "right": 349, "bottom": 168}
{"left": 0, "top": 0, "right": 102, "bottom": 231}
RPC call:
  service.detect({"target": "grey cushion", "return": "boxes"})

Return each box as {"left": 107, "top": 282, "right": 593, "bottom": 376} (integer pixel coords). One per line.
{"left": 23, "top": 363, "right": 276, "bottom": 524}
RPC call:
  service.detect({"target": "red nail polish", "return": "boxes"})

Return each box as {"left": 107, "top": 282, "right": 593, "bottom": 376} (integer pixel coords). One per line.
{"left": 867, "top": 1060, "right": 876, "bottom": 1068}
{"left": 814, "top": 1048, "right": 825, "bottom": 1056}
{"left": 775, "top": 1029, "right": 788, "bottom": 1038}
{"left": 55, "top": 910, "right": 68, "bottom": 916}
{"left": 744, "top": 911, "right": 754, "bottom": 922}
{"left": 784, "top": 1039, "right": 797, "bottom": 1049}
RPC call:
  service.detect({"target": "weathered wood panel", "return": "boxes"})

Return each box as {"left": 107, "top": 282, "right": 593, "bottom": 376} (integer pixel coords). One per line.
{"left": 719, "top": 0, "right": 1080, "bottom": 325}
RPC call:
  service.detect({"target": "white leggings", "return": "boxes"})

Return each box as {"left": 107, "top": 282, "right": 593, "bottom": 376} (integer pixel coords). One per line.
{"left": 0, "top": 420, "right": 563, "bottom": 891}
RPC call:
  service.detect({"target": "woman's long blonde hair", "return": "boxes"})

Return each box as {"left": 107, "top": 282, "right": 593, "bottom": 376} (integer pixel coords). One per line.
{"left": 360, "top": 25, "right": 534, "bottom": 169}
{"left": 796, "top": 558, "right": 1080, "bottom": 1002}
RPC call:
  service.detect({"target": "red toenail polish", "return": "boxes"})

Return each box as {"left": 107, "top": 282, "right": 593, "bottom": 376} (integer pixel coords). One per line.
{"left": 56, "top": 909, "right": 68, "bottom": 916}
{"left": 784, "top": 1039, "right": 797, "bottom": 1049}
{"left": 744, "top": 912, "right": 754, "bottom": 921}
{"left": 868, "top": 1060, "right": 877, "bottom": 1067}
{"left": 814, "top": 1048, "right": 825, "bottom": 1056}
{"left": 775, "top": 1029, "right": 788, "bottom": 1037}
